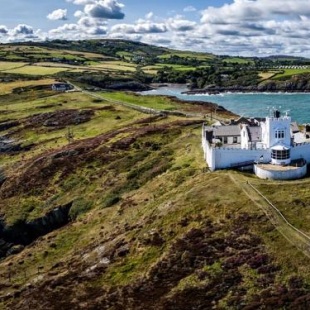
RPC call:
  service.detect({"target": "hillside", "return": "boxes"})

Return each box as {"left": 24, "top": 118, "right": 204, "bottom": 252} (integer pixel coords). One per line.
{"left": 0, "top": 41, "right": 310, "bottom": 309}
{"left": 1, "top": 39, "right": 310, "bottom": 93}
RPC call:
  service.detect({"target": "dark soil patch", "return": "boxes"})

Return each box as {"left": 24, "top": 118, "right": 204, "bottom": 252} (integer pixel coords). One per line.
{"left": 24, "top": 109, "right": 95, "bottom": 129}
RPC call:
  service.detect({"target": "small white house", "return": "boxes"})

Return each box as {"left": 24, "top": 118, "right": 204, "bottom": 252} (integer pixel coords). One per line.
{"left": 52, "top": 83, "right": 72, "bottom": 92}
{"left": 202, "top": 109, "right": 310, "bottom": 180}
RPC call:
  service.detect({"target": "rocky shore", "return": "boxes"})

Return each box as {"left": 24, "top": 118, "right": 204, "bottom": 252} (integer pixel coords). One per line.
{"left": 182, "top": 76, "right": 310, "bottom": 94}
{"left": 183, "top": 85, "right": 310, "bottom": 95}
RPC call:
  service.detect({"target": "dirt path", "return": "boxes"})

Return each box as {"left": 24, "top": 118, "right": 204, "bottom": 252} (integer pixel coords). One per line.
{"left": 229, "top": 173, "right": 310, "bottom": 259}
{"left": 69, "top": 82, "right": 213, "bottom": 119}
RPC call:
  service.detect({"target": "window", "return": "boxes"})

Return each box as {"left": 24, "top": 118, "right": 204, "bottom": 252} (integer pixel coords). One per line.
{"left": 233, "top": 136, "right": 238, "bottom": 143}
{"left": 271, "top": 149, "right": 290, "bottom": 160}
{"left": 275, "top": 130, "right": 285, "bottom": 139}
{"left": 223, "top": 137, "right": 228, "bottom": 144}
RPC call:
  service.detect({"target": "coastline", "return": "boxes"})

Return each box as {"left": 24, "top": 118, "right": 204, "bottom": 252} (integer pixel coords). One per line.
{"left": 148, "top": 83, "right": 310, "bottom": 95}
{"left": 183, "top": 89, "right": 310, "bottom": 95}
{"left": 141, "top": 85, "right": 310, "bottom": 124}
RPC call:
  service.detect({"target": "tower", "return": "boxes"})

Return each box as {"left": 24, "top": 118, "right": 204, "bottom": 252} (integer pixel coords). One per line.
{"left": 261, "top": 109, "right": 291, "bottom": 165}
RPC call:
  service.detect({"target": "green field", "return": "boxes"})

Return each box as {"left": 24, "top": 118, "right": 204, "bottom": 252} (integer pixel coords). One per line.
{"left": 91, "top": 61, "right": 137, "bottom": 72}
{"left": 159, "top": 51, "right": 214, "bottom": 60}
{"left": 3, "top": 65, "right": 70, "bottom": 75}
{"left": 273, "top": 68, "right": 310, "bottom": 79}
{"left": 0, "top": 78, "right": 56, "bottom": 95}
{"left": 0, "top": 61, "right": 27, "bottom": 71}
{"left": 258, "top": 70, "right": 280, "bottom": 80}
{"left": 222, "top": 57, "right": 254, "bottom": 64}
{"left": 100, "top": 91, "right": 177, "bottom": 110}
{"left": 142, "top": 63, "right": 197, "bottom": 72}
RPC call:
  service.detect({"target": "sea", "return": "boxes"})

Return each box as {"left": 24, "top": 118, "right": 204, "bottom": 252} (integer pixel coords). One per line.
{"left": 140, "top": 85, "right": 310, "bottom": 124}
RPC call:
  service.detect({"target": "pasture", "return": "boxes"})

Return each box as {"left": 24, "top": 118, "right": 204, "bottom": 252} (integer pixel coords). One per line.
{"left": 273, "top": 68, "right": 310, "bottom": 79}
{"left": 4, "top": 65, "right": 70, "bottom": 75}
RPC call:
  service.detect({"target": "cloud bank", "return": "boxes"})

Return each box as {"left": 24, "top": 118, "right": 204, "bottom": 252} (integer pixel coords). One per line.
{"left": 1, "top": 0, "right": 310, "bottom": 56}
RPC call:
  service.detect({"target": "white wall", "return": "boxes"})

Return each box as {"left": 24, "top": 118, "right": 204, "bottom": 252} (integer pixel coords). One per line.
{"left": 291, "top": 143, "right": 310, "bottom": 162}
{"left": 202, "top": 125, "right": 310, "bottom": 172}
{"left": 213, "top": 148, "right": 270, "bottom": 170}
{"left": 202, "top": 138, "right": 215, "bottom": 170}
{"left": 254, "top": 164, "right": 307, "bottom": 180}
{"left": 240, "top": 125, "right": 249, "bottom": 149}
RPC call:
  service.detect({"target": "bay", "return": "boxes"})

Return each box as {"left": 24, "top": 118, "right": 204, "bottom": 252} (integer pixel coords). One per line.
{"left": 141, "top": 85, "right": 310, "bottom": 124}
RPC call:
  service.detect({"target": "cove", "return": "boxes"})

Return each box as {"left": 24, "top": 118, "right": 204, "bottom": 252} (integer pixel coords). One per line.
{"left": 140, "top": 85, "right": 310, "bottom": 124}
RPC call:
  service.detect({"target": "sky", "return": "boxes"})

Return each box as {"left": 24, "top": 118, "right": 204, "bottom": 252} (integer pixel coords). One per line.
{"left": 0, "top": 0, "right": 310, "bottom": 57}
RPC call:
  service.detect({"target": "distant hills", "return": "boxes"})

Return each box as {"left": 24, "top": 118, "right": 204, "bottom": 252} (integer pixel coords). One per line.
{"left": 1, "top": 39, "right": 310, "bottom": 92}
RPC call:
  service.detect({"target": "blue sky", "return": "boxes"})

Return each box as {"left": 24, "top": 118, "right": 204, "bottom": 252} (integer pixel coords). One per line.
{"left": 0, "top": 0, "right": 309, "bottom": 57}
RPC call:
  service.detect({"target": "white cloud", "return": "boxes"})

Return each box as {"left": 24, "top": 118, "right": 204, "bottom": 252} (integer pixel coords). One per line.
{"left": 0, "top": 25, "right": 8, "bottom": 34}
{"left": 183, "top": 6, "right": 196, "bottom": 12}
{"left": 74, "top": 10, "right": 85, "bottom": 18}
{"left": 78, "top": 16, "right": 107, "bottom": 33}
{"left": 51, "top": 24, "right": 79, "bottom": 33}
{"left": 12, "top": 24, "right": 34, "bottom": 36}
{"left": 47, "top": 9, "right": 68, "bottom": 21}
{"left": 66, "top": 0, "right": 94, "bottom": 5}
{"left": 145, "top": 12, "right": 154, "bottom": 20}
{"left": 1, "top": 0, "right": 310, "bottom": 57}
{"left": 111, "top": 21, "right": 167, "bottom": 34}
{"left": 201, "top": 0, "right": 310, "bottom": 25}
{"left": 84, "top": 0, "right": 125, "bottom": 19}
{"left": 167, "top": 17, "right": 196, "bottom": 32}
{"left": 49, "top": 0, "right": 125, "bottom": 39}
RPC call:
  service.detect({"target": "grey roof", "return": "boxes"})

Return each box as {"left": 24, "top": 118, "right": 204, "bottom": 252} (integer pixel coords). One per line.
{"left": 213, "top": 125, "right": 241, "bottom": 137}
{"left": 290, "top": 122, "right": 299, "bottom": 133}
{"left": 248, "top": 126, "right": 262, "bottom": 142}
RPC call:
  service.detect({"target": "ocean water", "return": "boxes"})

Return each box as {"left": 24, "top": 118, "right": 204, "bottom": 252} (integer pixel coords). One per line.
{"left": 141, "top": 86, "right": 310, "bottom": 124}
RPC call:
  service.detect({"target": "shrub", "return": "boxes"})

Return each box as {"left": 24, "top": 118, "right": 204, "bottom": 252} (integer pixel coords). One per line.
{"left": 102, "top": 193, "right": 121, "bottom": 208}
{"left": 61, "top": 175, "right": 89, "bottom": 191}
{"left": 69, "top": 198, "right": 93, "bottom": 220}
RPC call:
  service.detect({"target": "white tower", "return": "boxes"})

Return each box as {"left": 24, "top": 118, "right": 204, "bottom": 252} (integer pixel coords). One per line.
{"left": 262, "top": 109, "right": 291, "bottom": 165}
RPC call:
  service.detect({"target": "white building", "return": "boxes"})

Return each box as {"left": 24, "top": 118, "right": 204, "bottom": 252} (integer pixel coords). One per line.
{"left": 202, "top": 109, "right": 310, "bottom": 180}
{"left": 51, "top": 83, "right": 72, "bottom": 92}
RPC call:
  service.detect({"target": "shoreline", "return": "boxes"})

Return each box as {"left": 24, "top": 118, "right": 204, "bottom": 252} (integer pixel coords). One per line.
{"left": 148, "top": 83, "right": 310, "bottom": 95}
{"left": 182, "top": 89, "right": 310, "bottom": 95}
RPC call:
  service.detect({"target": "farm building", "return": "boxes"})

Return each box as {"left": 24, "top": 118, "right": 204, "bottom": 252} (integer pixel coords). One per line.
{"left": 51, "top": 83, "right": 73, "bottom": 91}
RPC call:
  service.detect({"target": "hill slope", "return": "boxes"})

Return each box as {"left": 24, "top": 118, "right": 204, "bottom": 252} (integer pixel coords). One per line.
{"left": 0, "top": 42, "right": 310, "bottom": 309}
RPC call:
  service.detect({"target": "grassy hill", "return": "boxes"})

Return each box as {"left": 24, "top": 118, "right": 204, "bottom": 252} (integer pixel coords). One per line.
{"left": 1, "top": 39, "right": 310, "bottom": 91}
{"left": 0, "top": 40, "right": 310, "bottom": 308}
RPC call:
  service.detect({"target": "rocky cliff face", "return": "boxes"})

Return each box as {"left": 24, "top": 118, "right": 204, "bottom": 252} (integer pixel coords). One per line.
{"left": 186, "top": 74, "right": 310, "bottom": 93}
{"left": 0, "top": 203, "right": 72, "bottom": 257}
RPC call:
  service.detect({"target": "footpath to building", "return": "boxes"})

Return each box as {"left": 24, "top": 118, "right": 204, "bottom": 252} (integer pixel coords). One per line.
{"left": 229, "top": 173, "right": 310, "bottom": 259}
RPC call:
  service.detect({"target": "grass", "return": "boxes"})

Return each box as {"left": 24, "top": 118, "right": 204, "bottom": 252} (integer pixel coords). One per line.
{"left": 2, "top": 114, "right": 310, "bottom": 305}
{"left": 4, "top": 65, "right": 69, "bottom": 75}
{"left": 158, "top": 51, "right": 214, "bottom": 60}
{"left": 254, "top": 180, "right": 310, "bottom": 234}
{"left": 0, "top": 61, "right": 27, "bottom": 71}
{"left": 2, "top": 45, "right": 310, "bottom": 306}
{"left": 0, "top": 78, "right": 56, "bottom": 95}
{"left": 258, "top": 71, "right": 279, "bottom": 80}
{"left": 90, "top": 61, "right": 137, "bottom": 72}
{"left": 0, "top": 45, "right": 106, "bottom": 63}
{"left": 100, "top": 91, "right": 177, "bottom": 110}
{"left": 116, "top": 51, "right": 133, "bottom": 60}
{"left": 142, "top": 63, "right": 197, "bottom": 72}
{"left": 222, "top": 57, "right": 254, "bottom": 64}
{"left": 273, "top": 68, "right": 310, "bottom": 79}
